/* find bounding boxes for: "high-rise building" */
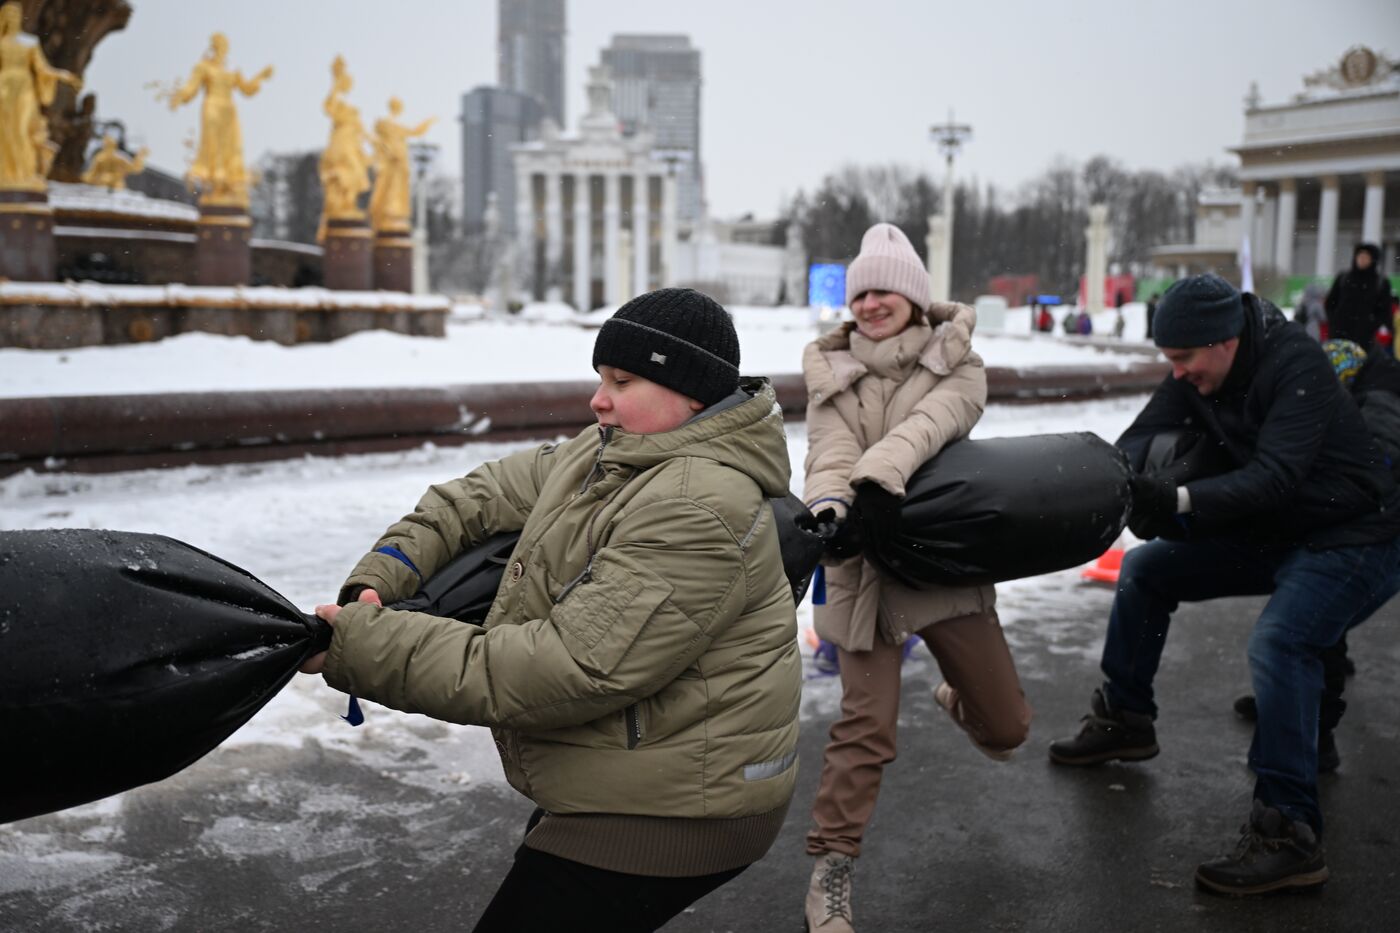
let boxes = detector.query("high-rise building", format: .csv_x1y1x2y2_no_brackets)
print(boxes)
601,35,703,223
461,86,545,236
497,0,566,128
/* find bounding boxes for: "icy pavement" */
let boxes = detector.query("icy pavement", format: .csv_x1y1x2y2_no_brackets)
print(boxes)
19,397,1396,931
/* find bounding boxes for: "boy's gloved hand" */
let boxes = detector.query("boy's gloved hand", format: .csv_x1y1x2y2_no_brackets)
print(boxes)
854,482,903,542
1127,471,1178,540
815,507,864,560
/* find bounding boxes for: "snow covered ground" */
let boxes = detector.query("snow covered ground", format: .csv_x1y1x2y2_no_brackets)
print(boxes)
0,303,1158,399
0,395,1146,814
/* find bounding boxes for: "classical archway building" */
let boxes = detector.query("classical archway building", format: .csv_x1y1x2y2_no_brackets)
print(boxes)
1233,46,1399,280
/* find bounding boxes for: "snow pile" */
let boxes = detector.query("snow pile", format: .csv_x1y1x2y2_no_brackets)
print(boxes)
0,303,1157,399
0,280,451,312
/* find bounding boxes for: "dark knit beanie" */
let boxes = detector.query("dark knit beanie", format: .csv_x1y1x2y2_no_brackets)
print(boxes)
592,288,741,405
1152,274,1245,348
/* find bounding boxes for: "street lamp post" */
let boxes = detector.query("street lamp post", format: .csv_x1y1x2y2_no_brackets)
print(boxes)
928,112,971,304
409,141,439,295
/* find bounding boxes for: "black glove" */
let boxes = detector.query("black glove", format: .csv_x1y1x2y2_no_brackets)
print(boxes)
815,507,863,561
1127,471,1179,540
853,483,903,544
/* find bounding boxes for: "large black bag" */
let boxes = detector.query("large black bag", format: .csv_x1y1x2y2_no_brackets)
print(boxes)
391,493,826,622
1,496,823,824
865,432,1132,587
0,529,331,824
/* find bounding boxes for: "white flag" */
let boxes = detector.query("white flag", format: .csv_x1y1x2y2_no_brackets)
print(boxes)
1240,235,1254,293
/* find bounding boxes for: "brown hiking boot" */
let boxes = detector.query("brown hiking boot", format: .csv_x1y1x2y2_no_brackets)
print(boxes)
804,853,855,932
1048,688,1159,765
1195,800,1329,895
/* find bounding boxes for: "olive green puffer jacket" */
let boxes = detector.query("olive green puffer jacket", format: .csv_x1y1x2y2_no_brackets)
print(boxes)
322,379,801,830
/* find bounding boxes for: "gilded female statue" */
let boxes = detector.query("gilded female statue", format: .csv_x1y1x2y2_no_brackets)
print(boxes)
368,97,434,233
0,0,81,190
318,56,370,228
169,32,272,208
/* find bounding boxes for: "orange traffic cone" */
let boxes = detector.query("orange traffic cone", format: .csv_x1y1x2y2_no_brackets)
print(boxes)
1081,546,1125,585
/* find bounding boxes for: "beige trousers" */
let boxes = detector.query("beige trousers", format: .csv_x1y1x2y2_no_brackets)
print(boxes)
805,609,1032,857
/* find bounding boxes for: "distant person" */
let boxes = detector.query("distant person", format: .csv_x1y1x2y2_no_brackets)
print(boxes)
1062,309,1077,335
1325,243,1393,347
1048,275,1400,895
1293,281,1328,342
1076,309,1093,336
1113,309,1126,339
1145,292,1160,340
800,223,1030,932
1029,296,1040,333
1037,304,1055,333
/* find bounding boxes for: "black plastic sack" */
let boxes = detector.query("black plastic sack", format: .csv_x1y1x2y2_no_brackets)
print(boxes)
0,529,330,824
1,496,823,825
865,432,1131,587
391,493,826,621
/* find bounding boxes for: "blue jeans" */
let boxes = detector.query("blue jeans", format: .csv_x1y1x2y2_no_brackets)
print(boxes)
1100,534,1400,832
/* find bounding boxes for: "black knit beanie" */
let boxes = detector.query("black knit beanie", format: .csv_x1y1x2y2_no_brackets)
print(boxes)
1152,274,1245,349
592,288,741,405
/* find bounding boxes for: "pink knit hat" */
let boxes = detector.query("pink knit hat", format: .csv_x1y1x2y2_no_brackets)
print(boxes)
845,222,931,312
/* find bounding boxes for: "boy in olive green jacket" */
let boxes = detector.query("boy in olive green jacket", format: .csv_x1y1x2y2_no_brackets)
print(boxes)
301,288,801,932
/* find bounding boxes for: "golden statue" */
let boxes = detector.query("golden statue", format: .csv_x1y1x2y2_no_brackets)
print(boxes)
81,134,147,189
368,97,434,233
318,55,370,231
169,32,272,208
0,1,82,191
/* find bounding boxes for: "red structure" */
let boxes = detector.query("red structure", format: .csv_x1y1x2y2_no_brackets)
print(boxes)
987,274,1040,306
1078,274,1136,307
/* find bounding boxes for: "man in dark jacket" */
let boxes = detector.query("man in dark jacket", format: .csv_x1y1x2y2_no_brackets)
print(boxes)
1048,275,1400,895
1325,243,1394,347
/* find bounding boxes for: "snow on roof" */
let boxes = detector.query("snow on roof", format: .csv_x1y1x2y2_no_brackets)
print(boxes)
48,181,200,223
0,281,450,312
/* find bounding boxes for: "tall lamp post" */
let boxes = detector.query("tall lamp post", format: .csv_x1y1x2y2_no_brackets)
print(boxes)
409,140,439,295
928,112,971,303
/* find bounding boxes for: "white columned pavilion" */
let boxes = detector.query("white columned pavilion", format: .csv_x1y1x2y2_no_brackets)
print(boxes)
510,65,676,310
1229,46,1400,284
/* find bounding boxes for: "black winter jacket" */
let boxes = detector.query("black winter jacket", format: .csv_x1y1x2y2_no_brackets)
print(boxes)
1325,244,1393,347
1118,294,1400,549
1354,351,1400,478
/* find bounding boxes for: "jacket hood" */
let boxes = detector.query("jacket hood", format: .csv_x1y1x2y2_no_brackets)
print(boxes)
804,301,978,398
1354,243,1381,271
597,377,792,497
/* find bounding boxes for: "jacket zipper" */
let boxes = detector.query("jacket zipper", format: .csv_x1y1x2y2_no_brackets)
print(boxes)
625,704,642,749
578,425,614,494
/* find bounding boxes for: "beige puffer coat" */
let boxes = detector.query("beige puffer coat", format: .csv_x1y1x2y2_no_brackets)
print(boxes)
803,303,995,652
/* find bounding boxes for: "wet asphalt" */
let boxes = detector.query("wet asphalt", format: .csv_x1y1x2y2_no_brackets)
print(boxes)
3,582,1398,932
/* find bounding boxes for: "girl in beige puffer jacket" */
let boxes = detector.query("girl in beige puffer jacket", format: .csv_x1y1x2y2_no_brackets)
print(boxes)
801,224,1032,933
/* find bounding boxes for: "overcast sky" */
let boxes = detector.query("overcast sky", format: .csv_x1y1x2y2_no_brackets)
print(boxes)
87,0,1399,218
